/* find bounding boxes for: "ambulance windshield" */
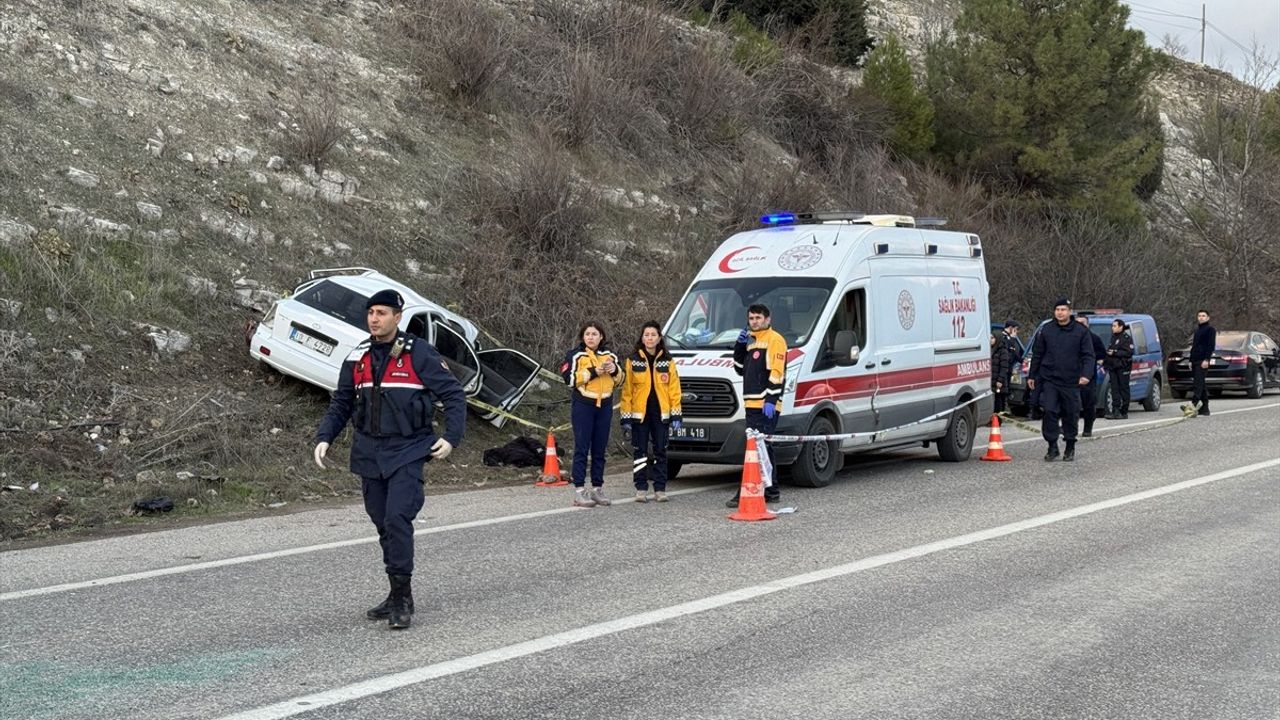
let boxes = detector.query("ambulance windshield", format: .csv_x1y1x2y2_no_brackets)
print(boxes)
666,277,835,349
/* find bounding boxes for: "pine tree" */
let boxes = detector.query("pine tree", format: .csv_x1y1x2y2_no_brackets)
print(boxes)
862,34,934,160
926,0,1163,223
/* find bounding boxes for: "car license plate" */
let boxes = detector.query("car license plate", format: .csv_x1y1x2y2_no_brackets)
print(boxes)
672,426,707,440
289,327,334,356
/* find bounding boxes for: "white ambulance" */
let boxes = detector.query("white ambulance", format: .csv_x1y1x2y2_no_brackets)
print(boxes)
663,211,993,487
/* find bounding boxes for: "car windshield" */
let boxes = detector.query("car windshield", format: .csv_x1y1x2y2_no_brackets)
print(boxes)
666,277,835,349
294,280,369,330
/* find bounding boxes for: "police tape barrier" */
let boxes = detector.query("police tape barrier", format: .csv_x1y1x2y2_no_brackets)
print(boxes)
465,397,572,434
751,392,993,444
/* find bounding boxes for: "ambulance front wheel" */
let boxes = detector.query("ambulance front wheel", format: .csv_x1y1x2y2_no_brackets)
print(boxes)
937,403,975,462
790,415,838,488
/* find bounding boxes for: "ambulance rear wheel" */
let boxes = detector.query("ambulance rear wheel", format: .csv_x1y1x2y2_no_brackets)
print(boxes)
937,403,975,462
790,415,837,488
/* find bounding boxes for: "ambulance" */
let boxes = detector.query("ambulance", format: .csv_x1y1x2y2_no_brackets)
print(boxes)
663,211,993,487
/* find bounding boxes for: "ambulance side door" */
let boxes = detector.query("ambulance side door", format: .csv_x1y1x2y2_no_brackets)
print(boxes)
803,285,877,437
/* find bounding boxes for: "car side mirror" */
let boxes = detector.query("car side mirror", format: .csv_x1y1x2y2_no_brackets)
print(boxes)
834,330,859,366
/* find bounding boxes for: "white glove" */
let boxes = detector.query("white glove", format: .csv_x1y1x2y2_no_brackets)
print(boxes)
313,442,329,469
431,437,453,460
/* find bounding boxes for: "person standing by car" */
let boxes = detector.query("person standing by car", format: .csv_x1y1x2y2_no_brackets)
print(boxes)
561,321,622,507
1104,319,1134,419
619,321,683,503
726,304,787,507
1190,309,1217,416
1075,315,1107,436
1028,299,1094,461
991,332,1012,414
1002,320,1023,364
313,289,467,630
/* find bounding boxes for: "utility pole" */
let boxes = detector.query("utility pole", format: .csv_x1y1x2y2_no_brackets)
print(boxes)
1200,3,1206,65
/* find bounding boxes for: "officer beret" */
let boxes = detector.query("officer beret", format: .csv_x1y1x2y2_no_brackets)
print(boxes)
1004,319,1020,328
366,289,405,311
1053,297,1072,309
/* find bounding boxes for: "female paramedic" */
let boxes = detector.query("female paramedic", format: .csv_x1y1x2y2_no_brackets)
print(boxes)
560,321,622,507
619,321,684,503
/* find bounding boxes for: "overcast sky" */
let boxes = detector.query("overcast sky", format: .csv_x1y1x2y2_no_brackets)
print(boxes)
1121,1,1280,84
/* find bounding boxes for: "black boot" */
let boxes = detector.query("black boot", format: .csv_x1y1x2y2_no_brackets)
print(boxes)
1063,442,1076,461
367,575,416,620
1044,443,1060,461
1082,421,1093,438
388,574,414,629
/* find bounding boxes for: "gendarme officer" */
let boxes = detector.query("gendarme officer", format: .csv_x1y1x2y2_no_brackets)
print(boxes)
313,289,466,630
1028,298,1094,461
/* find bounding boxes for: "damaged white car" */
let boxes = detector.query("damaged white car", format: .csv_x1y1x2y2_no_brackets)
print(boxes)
248,267,540,426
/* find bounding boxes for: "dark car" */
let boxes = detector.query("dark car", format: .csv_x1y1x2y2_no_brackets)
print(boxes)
1167,330,1280,399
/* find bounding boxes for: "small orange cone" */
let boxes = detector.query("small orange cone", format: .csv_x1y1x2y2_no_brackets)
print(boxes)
980,414,1013,462
728,436,776,522
535,433,569,486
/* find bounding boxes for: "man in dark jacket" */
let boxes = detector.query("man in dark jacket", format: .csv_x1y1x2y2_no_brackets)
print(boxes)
1029,299,1094,461
313,289,467,630
1190,309,1216,416
1104,319,1134,419
1002,320,1023,364
1075,316,1107,436
991,332,1012,414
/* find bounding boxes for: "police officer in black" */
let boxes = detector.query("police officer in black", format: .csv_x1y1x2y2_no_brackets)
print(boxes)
1190,309,1216,416
990,332,1012,414
1074,315,1107,436
313,289,466,629
1028,299,1095,461
1104,319,1134,419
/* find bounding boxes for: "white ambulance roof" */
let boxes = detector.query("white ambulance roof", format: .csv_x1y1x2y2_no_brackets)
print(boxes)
697,221,983,282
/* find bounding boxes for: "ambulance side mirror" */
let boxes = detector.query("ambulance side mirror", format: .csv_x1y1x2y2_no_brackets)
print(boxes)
833,331,859,367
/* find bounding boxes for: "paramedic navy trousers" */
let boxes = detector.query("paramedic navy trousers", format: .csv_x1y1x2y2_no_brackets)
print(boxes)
362,459,426,577
571,396,612,487
631,414,670,492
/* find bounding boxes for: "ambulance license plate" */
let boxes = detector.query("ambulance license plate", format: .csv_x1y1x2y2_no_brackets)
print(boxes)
290,327,335,356
672,426,706,440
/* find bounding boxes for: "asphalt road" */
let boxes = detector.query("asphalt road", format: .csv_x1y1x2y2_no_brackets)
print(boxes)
3,396,1278,720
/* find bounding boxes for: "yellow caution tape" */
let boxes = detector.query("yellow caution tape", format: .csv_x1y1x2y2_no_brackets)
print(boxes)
466,397,572,434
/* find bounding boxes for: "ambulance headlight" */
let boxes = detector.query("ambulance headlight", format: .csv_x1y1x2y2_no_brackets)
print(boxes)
785,365,800,394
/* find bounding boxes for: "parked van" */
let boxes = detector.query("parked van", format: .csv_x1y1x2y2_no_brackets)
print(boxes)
1007,310,1163,415
663,212,993,487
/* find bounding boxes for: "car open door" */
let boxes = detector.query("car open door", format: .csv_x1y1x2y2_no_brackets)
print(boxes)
474,348,542,428
431,320,482,397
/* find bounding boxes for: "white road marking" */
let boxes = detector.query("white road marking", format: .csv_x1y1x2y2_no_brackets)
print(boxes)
994,401,1280,447
217,457,1280,720
4,402,1275,602
0,484,733,602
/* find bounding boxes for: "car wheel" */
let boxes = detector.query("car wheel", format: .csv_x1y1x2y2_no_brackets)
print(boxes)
937,402,976,462
790,415,838,488
666,460,683,480
1097,378,1112,415
1142,376,1162,411
1171,387,1187,399
1246,368,1264,399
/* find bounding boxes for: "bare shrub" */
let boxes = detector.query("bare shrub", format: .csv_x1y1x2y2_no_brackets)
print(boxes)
462,131,597,260
659,42,753,149
712,153,830,232
756,57,888,168
287,78,345,172
400,0,512,107
822,141,913,213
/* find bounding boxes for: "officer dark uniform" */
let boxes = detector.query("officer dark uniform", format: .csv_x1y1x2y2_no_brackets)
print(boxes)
1076,316,1107,436
726,304,786,507
314,289,466,630
1104,320,1134,419
1029,299,1094,461
1190,310,1216,416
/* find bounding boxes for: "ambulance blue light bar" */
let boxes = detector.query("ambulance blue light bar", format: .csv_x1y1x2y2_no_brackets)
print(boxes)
760,212,797,225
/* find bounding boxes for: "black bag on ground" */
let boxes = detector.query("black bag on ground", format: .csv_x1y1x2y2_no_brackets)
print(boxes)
483,436,555,467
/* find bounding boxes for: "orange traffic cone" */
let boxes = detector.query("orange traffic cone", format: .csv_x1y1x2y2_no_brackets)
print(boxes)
535,433,569,486
728,436,776,522
980,414,1012,462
